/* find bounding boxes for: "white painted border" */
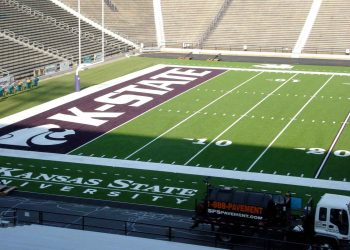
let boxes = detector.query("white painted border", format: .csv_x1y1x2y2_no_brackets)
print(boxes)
153,0,165,47
1,148,350,191
293,0,323,54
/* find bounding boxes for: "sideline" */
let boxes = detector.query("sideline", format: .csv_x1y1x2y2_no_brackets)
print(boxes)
1,148,350,192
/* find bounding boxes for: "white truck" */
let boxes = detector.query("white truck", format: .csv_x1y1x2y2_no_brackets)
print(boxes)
191,186,350,249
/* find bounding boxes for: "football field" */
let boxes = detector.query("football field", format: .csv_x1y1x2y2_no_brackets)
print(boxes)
0,58,350,210
72,65,350,180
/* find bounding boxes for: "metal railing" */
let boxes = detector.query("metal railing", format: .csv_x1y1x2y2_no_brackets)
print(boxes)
0,205,315,249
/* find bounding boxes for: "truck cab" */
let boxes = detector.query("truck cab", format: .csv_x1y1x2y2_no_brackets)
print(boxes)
314,193,350,248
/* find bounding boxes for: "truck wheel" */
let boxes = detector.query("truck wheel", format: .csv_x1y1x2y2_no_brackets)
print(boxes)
216,227,233,242
314,241,337,250
218,233,232,242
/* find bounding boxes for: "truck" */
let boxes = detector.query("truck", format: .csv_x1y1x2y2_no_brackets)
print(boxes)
191,185,350,249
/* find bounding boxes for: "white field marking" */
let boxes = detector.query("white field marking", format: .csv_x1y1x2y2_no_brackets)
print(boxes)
1,176,189,198
314,112,350,178
247,75,335,172
124,71,264,160
0,146,342,191
71,69,229,155
95,104,115,112
184,74,298,166
3,149,349,191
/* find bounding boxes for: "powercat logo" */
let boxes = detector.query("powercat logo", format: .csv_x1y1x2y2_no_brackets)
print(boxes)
0,66,225,153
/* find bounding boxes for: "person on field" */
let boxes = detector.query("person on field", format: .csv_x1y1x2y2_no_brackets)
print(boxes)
7,84,14,95
33,76,39,87
0,85,4,97
16,80,23,92
25,78,32,89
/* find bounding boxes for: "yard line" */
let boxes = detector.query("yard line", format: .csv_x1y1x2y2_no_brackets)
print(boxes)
314,112,350,178
247,75,335,172
124,71,264,160
184,74,299,166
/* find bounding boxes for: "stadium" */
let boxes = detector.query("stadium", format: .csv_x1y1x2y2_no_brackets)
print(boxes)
0,0,350,249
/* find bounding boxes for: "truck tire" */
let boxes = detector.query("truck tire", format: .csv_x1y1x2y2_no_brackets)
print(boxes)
314,239,338,250
216,227,233,242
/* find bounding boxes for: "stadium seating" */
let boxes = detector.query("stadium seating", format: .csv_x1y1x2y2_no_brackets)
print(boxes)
0,36,58,80
202,0,313,52
58,0,157,46
0,0,134,80
303,0,350,54
161,0,223,48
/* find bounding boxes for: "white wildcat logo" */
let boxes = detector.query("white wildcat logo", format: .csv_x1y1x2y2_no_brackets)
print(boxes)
0,124,75,147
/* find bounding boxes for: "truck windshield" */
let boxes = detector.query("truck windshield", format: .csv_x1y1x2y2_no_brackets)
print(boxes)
330,209,349,235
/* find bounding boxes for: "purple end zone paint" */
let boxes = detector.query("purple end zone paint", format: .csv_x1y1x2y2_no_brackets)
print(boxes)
0,66,225,154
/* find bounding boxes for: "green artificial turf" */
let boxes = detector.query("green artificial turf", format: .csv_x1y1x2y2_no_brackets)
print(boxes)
1,56,350,210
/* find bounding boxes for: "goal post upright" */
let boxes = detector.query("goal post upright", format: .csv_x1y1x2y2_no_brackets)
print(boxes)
75,0,105,92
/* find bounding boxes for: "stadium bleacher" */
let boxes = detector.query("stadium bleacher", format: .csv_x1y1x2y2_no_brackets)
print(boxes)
0,0,134,80
161,0,223,48
199,0,313,52
59,0,157,47
304,0,350,54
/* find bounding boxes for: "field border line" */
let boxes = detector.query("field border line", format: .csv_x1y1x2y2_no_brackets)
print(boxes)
1,148,350,192
125,71,264,159
247,74,335,172
314,111,350,178
176,64,350,76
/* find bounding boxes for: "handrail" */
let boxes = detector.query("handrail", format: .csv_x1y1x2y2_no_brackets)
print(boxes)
0,205,311,249
0,28,73,62
197,0,233,48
